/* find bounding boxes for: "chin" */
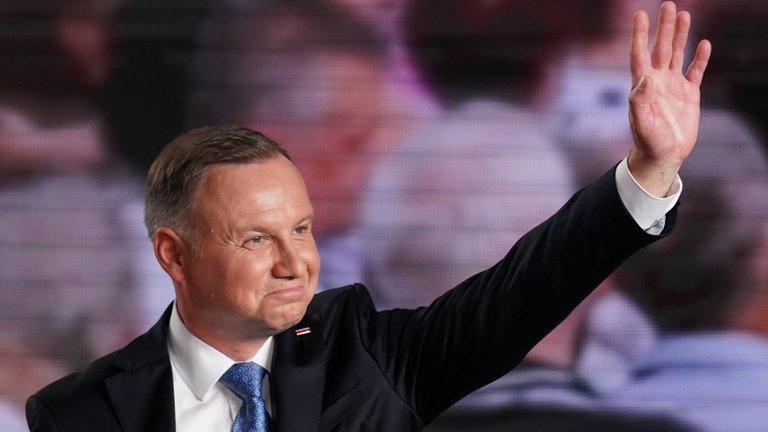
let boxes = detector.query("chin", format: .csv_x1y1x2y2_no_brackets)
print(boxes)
263,301,309,333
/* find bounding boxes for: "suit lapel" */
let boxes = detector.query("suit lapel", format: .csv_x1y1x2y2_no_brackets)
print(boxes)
106,304,176,432
101,302,327,432
270,307,326,432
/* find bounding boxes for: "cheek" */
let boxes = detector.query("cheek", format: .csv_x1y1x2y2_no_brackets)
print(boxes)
210,252,273,307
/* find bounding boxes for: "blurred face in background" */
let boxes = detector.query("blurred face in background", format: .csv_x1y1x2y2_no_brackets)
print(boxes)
176,156,320,338
251,51,385,239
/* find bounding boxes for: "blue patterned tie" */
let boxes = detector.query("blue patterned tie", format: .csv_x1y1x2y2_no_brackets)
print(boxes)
220,362,271,432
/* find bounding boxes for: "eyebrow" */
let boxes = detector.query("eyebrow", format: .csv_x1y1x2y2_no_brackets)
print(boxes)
241,212,315,234
295,213,315,225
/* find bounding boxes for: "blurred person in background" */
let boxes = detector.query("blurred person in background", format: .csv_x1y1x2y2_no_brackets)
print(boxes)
540,0,698,396
359,111,588,406
695,0,768,149
552,0,654,181
330,0,439,135
0,0,111,177
103,0,210,331
0,333,68,430
592,5,768,431
360,0,590,410
104,0,209,175
552,0,698,180
386,0,578,304
404,0,575,113
0,2,155,429
190,0,390,290
24,0,708,428
606,112,768,432
550,0,670,395
566,3,768,394
375,0,714,419
562,0,768,397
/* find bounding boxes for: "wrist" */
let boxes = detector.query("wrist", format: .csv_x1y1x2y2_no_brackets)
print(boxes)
627,149,681,198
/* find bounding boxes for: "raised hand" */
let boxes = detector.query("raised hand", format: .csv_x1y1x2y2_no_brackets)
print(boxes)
627,1,711,197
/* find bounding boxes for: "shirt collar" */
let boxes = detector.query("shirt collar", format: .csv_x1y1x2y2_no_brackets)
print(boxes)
167,301,274,401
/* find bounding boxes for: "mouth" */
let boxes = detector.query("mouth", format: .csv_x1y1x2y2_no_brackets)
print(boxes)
267,285,305,302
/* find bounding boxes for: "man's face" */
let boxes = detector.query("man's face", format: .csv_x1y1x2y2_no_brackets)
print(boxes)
178,156,320,337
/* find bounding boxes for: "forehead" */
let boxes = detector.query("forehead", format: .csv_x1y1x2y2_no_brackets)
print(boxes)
192,156,313,230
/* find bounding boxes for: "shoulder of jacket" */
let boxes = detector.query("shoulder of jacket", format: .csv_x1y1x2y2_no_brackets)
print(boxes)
30,347,125,413
310,283,375,309
305,283,379,329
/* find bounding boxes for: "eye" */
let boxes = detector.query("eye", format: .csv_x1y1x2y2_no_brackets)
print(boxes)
294,224,310,235
245,235,266,247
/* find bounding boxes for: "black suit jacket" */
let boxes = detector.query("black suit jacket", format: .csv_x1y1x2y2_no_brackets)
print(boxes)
26,166,676,432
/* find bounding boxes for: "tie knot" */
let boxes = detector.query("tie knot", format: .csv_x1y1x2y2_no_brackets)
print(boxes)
220,362,267,401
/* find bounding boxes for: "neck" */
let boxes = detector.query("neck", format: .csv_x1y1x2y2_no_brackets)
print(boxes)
196,331,267,362
176,302,268,362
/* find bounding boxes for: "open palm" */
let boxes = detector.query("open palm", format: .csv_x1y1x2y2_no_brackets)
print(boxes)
628,1,711,182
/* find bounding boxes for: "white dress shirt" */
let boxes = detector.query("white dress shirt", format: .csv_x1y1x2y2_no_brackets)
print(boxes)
168,303,274,432
167,157,681,430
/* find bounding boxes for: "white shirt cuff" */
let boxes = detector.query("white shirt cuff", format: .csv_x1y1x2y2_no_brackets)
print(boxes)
615,157,682,235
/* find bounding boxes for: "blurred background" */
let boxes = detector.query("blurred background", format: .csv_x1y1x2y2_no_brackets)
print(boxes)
1,1,767,431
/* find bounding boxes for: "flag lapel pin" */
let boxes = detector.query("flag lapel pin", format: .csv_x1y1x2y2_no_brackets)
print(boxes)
294,326,311,336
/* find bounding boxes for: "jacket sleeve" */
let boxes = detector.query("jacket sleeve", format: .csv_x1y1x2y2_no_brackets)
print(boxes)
357,164,678,424
26,395,59,432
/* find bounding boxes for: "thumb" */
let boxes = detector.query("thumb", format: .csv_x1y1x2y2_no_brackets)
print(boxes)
629,75,653,129
629,74,653,107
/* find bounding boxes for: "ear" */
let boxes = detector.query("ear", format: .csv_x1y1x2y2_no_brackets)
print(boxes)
153,227,192,284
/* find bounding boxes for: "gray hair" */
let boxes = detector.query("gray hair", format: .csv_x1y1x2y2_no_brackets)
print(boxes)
144,125,290,239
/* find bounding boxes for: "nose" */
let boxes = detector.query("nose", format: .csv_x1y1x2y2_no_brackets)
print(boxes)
272,240,304,280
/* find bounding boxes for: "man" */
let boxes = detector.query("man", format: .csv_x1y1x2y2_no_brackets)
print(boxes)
26,2,711,431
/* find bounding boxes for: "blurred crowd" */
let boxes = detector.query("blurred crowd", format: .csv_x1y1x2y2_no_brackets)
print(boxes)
1,1,766,431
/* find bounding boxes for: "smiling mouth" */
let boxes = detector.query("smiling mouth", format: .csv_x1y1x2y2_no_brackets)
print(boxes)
267,286,305,301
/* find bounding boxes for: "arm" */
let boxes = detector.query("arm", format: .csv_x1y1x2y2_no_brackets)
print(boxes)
363,165,675,424
362,0,711,423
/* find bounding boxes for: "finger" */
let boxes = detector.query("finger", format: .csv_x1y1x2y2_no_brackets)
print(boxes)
651,1,677,69
670,11,691,72
685,39,712,87
630,10,651,85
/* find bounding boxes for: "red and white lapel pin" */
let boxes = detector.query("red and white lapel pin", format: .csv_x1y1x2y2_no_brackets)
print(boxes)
294,326,311,336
